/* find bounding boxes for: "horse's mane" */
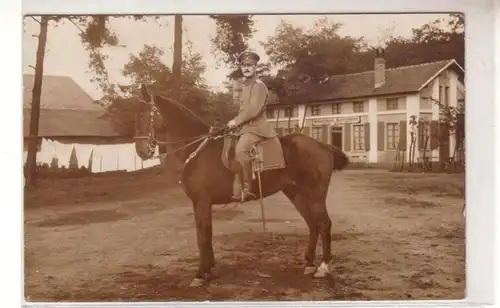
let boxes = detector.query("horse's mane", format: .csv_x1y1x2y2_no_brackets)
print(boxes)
154,94,211,134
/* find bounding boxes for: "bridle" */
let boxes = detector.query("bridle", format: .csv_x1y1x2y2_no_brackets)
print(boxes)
133,98,164,159
133,95,234,161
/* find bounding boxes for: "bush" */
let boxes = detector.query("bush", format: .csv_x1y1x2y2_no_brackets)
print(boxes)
24,162,92,179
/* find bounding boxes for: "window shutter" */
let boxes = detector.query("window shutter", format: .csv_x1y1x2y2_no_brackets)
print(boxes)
321,124,329,143
399,120,407,151
418,123,424,150
377,121,385,150
364,122,370,151
344,124,351,151
430,120,439,150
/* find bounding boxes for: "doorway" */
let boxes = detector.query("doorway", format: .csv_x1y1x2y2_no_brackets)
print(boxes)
331,126,343,149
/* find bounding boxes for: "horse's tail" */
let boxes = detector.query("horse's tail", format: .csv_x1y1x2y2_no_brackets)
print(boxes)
320,143,349,171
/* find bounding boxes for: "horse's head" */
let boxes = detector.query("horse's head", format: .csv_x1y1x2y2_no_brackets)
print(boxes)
134,84,165,160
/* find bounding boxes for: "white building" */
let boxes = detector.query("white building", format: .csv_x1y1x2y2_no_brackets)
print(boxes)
266,56,465,164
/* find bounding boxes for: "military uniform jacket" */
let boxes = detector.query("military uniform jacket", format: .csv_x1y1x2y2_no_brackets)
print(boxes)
233,77,277,138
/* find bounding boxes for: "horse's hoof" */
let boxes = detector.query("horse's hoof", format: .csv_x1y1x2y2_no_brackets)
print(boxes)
189,277,206,287
313,262,331,278
304,266,317,275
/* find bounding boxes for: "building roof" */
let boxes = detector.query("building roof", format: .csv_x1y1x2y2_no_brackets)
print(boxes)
268,59,464,106
23,74,103,110
23,74,122,139
23,109,121,138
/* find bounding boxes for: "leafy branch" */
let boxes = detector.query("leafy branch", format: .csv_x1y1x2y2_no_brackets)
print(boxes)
421,96,465,136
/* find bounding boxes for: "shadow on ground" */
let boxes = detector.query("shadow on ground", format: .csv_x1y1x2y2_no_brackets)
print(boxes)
31,232,369,302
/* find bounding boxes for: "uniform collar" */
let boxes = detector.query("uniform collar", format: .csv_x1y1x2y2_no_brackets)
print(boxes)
242,75,257,86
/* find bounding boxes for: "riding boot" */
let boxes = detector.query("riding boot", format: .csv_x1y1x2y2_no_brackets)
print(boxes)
240,160,256,202
230,173,243,201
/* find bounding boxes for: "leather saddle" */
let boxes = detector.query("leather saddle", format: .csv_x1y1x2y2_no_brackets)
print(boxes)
221,134,286,174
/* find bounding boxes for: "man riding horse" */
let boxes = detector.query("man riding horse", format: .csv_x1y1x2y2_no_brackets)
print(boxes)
227,50,277,202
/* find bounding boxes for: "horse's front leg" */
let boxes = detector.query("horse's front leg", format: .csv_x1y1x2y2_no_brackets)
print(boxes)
189,199,215,287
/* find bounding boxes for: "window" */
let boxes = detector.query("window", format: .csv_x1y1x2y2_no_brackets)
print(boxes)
284,107,293,117
266,109,274,118
386,123,400,150
386,98,398,110
332,103,341,114
311,105,321,116
353,101,364,113
312,127,321,141
353,124,365,151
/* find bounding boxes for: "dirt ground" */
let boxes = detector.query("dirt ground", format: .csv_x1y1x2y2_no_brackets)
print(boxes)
23,168,465,302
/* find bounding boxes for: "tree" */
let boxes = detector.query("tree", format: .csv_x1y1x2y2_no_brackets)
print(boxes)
172,15,183,102
257,13,465,104
25,16,49,188
102,38,212,137
260,18,367,102
379,13,464,68
209,14,256,78
24,15,131,188
68,146,79,170
433,97,465,170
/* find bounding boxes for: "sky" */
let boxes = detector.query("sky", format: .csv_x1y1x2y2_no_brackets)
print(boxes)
22,13,452,100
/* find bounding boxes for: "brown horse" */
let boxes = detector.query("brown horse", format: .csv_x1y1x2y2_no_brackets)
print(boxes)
134,84,349,287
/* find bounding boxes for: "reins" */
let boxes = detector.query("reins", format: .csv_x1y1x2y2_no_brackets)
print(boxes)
133,95,235,161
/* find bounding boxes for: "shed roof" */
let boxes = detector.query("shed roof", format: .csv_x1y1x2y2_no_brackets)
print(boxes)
23,74,123,139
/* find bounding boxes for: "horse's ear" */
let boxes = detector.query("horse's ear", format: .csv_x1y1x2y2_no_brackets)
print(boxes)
140,84,151,101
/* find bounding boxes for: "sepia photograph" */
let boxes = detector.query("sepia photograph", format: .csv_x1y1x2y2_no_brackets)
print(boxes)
23,12,466,302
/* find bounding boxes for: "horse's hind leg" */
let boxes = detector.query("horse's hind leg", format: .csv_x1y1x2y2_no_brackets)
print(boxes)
282,185,319,275
311,200,333,278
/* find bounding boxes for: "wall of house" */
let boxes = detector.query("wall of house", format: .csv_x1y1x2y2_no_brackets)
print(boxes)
457,86,465,102
376,113,407,163
300,119,314,138
272,119,300,135
438,68,463,159
419,84,433,110
304,103,329,116
266,105,299,119
376,96,407,112
343,115,370,162
285,115,371,162
303,100,368,116
23,138,161,172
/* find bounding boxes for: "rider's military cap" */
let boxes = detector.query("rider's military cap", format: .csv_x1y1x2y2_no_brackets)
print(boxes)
238,51,260,63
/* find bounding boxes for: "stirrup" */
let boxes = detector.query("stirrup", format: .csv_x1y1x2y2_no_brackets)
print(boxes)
230,190,255,203
240,190,256,202
230,194,242,202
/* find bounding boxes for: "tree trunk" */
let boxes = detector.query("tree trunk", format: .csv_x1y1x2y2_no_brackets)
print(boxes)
158,15,183,169
172,14,183,102
159,14,182,157
25,16,49,189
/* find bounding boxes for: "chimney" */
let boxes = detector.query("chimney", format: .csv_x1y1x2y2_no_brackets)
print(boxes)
374,47,386,88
